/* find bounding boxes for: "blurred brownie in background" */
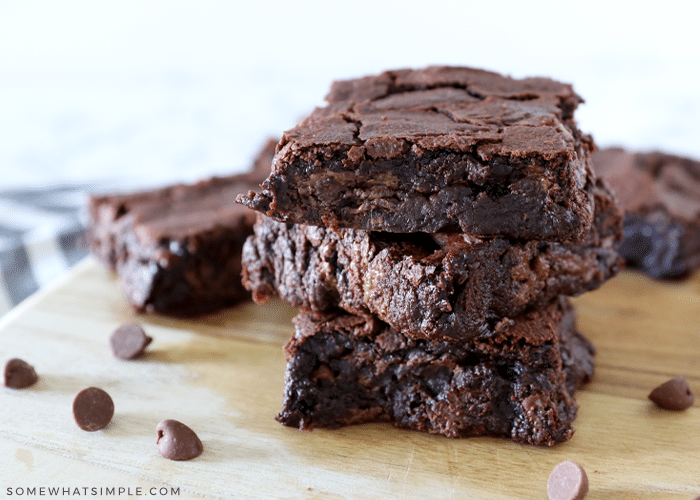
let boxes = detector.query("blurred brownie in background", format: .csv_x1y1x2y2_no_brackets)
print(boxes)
592,147,700,279
87,139,275,316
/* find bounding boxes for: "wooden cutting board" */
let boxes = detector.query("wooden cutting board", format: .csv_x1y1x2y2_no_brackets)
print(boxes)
1,258,698,499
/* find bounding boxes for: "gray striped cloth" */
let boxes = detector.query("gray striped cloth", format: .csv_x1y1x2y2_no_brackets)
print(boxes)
0,185,89,317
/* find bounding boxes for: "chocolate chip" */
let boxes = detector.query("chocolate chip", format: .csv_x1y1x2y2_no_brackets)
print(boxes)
156,419,203,461
648,376,695,411
109,322,152,360
4,358,39,389
547,460,588,500
72,387,114,431
522,394,545,416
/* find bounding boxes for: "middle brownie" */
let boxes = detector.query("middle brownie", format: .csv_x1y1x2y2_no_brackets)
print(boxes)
242,178,622,342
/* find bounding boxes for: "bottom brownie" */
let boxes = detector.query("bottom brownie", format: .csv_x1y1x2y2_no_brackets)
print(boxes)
277,298,593,447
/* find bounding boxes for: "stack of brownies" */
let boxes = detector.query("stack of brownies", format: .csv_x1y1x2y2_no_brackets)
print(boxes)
239,66,624,446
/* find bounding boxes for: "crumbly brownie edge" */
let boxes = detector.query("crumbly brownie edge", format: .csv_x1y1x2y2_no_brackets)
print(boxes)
557,296,596,395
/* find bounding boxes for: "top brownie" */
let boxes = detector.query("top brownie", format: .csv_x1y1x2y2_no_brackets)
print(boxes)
238,66,596,241
592,147,700,278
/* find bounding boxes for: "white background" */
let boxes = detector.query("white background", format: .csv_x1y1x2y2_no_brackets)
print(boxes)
2,0,700,190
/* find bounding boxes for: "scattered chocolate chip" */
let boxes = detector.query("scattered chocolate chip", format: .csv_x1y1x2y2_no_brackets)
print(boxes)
72,387,114,431
547,460,588,500
109,322,152,360
3,358,39,389
648,376,695,411
156,419,203,461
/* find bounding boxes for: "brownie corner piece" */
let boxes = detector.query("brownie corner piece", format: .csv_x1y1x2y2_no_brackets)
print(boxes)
239,66,596,242
276,298,592,446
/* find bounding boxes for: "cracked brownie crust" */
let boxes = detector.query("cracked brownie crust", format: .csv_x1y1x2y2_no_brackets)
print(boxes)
238,66,596,242
242,179,622,341
87,140,275,316
593,147,700,278
277,298,593,446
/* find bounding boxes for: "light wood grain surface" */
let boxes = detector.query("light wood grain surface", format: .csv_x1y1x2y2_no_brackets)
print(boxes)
1,258,699,499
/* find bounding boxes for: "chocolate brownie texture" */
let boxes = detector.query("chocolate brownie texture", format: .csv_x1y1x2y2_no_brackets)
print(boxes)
87,140,275,316
593,147,700,279
238,66,596,242
276,297,594,446
242,178,622,341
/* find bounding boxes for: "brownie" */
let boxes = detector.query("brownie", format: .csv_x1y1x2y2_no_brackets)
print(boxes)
592,147,700,278
242,178,622,341
86,140,275,316
276,297,594,446
250,137,278,179
238,66,596,242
